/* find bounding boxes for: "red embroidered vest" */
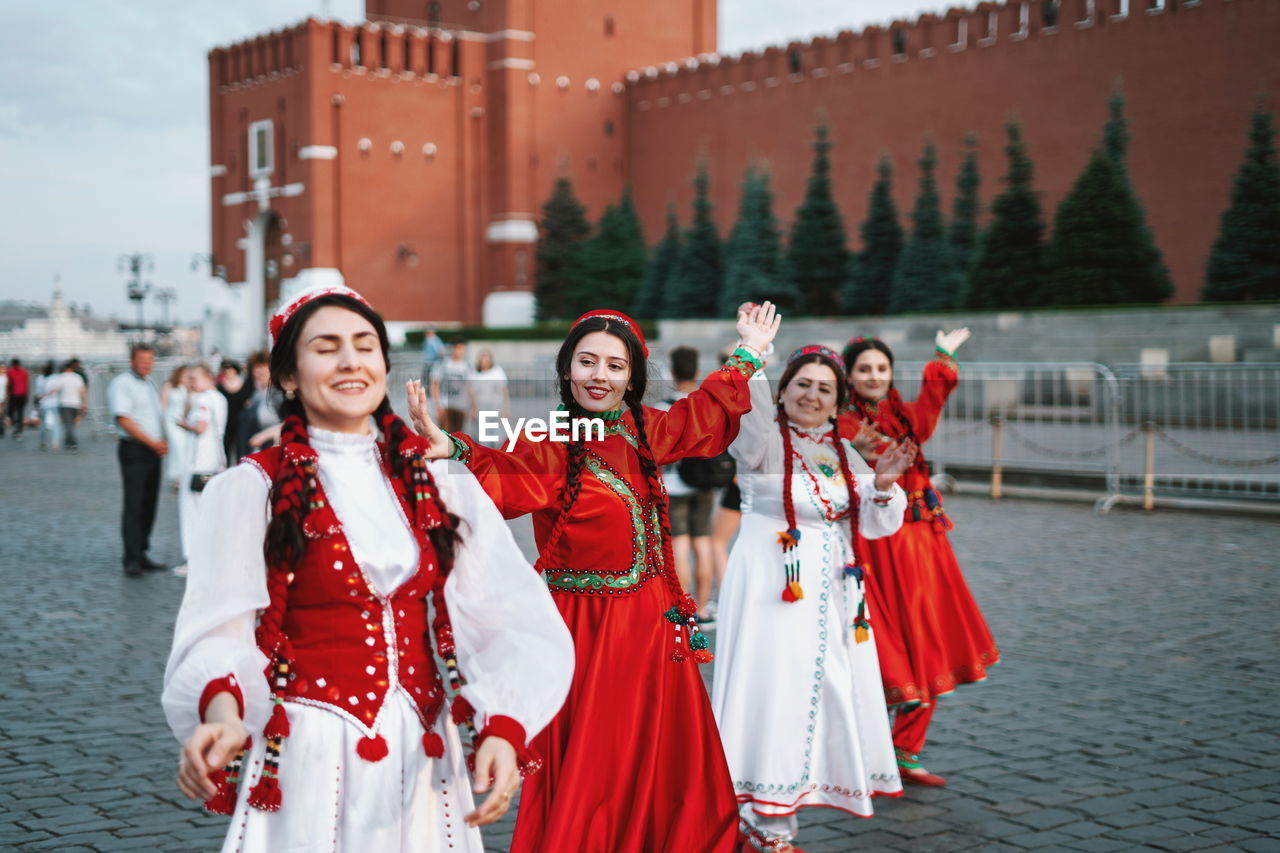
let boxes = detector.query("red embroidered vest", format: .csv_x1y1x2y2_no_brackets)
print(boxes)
245,446,448,737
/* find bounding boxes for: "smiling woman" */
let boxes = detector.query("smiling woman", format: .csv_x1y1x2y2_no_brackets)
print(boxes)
161,284,573,853
407,304,782,852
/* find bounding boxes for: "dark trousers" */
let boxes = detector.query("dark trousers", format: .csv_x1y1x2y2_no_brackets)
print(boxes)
59,407,80,448
118,439,162,566
7,394,27,433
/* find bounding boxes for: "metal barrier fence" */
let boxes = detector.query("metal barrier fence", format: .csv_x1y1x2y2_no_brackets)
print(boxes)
73,355,1280,510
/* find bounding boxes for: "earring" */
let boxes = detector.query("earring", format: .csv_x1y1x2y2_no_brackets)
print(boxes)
285,389,295,400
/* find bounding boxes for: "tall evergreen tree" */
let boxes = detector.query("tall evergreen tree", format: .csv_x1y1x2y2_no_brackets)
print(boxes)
563,189,647,317
1043,150,1173,305
949,134,981,280
720,167,799,314
890,142,964,313
841,156,903,315
786,125,851,315
1203,105,1280,301
1043,91,1172,306
633,204,680,319
534,177,590,321
663,162,723,318
965,122,1047,309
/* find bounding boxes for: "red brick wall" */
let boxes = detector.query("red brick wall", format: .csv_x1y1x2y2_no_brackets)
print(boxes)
626,0,1280,304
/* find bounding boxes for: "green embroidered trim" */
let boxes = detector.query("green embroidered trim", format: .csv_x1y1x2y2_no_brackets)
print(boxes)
542,453,651,592
731,346,764,371
934,347,961,372
556,402,625,422
722,347,762,379
447,433,471,464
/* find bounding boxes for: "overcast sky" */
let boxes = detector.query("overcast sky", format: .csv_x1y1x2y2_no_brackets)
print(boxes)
0,1,939,324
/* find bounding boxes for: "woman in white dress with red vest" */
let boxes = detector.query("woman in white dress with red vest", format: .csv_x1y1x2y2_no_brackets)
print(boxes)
162,285,573,852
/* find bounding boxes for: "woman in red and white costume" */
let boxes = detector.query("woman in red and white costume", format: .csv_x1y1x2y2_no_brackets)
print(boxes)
838,330,1000,788
162,285,572,852
712,345,912,850
408,304,781,853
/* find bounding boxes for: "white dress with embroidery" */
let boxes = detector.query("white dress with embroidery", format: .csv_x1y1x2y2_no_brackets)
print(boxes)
162,427,574,852
711,372,906,826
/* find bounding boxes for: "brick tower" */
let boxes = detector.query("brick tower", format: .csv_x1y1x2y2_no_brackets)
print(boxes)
205,0,714,350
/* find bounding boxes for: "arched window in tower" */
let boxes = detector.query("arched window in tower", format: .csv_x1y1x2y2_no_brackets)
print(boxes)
604,16,615,37
427,37,436,75
351,33,362,68
379,31,389,69
403,33,412,73
891,29,906,56
331,29,340,64
788,49,802,73
428,2,442,28
450,39,460,78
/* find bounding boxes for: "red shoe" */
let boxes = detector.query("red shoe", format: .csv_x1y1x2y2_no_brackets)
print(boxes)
901,766,947,787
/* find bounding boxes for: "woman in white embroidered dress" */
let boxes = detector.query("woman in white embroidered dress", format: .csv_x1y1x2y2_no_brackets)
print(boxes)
162,285,573,853
711,345,914,850
174,364,227,573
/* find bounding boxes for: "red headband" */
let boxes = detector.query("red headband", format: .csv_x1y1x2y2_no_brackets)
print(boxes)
571,310,648,357
787,344,843,365
269,285,374,343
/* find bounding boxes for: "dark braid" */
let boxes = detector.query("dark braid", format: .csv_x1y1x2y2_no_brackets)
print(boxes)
374,398,462,570
533,438,586,572
263,400,311,573
778,403,798,535
829,416,863,560
629,402,682,605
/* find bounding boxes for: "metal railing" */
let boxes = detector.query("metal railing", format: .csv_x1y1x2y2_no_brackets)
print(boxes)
72,355,1280,511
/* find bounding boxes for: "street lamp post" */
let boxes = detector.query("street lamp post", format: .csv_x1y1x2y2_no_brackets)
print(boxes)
118,252,154,329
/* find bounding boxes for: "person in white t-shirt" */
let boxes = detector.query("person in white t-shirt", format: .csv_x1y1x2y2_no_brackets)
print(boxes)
50,360,87,451
36,362,62,450
471,349,509,445
173,364,227,573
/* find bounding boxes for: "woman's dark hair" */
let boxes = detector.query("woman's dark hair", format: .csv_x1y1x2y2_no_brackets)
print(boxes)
776,352,849,411
841,337,896,391
264,293,461,576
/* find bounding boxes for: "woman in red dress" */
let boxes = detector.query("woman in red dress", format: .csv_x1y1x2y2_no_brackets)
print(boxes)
409,304,782,853
838,329,1000,787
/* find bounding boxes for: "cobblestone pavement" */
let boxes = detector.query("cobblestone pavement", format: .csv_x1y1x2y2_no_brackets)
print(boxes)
1,435,1277,852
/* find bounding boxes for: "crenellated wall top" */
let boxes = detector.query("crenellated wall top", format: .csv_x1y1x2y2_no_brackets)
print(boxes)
625,0,1244,94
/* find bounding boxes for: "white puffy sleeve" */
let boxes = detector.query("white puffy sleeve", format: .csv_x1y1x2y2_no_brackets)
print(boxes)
161,463,273,743
436,459,573,753
729,368,782,473
853,472,907,540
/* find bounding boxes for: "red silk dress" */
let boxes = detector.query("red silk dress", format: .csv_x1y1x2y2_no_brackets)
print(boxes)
839,354,999,720
452,357,758,853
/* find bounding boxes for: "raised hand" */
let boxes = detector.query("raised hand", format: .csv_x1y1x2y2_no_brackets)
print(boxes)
406,379,455,460
935,328,970,356
736,300,782,355
873,439,918,491
851,419,883,460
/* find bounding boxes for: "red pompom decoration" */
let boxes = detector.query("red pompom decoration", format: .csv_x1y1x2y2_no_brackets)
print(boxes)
450,695,475,725
693,648,714,664
422,731,445,759
247,774,282,811
781,585,797,603
356,734,389,762
676,594,698,620
264,703,290,739
203,769,237,816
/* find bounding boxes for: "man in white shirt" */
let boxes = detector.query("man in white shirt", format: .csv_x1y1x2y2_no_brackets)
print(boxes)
107,344,169,576
50,359,87,451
